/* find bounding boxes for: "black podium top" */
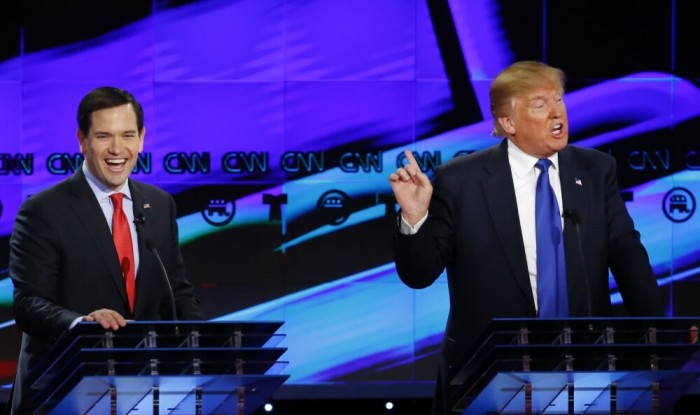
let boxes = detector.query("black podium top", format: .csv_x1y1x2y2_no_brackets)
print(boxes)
449,317,700,414
27,321,289,415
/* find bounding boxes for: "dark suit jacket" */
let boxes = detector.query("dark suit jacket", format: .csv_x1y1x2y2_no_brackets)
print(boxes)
393,139,664,414
9,169,204,414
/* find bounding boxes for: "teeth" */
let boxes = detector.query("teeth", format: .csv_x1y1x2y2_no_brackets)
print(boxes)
106,159,126,165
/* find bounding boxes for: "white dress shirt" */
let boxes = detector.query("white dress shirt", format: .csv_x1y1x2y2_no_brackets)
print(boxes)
507,140,564,309
400,139,565,310
71,163,141,328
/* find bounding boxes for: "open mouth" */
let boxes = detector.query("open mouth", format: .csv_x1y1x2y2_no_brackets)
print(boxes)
106,159,128,169
552,123,564,137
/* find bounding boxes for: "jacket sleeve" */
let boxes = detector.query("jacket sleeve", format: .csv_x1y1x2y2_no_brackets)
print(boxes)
10,197,82,341
604,156,665,316
162,193,205,320
393,171,454,289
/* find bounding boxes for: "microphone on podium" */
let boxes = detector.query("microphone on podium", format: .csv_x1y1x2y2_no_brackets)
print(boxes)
133,213,146,225
563,208,593,327
146,239,180,333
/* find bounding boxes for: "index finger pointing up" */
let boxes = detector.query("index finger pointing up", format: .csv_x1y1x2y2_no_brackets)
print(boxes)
403,149,422,173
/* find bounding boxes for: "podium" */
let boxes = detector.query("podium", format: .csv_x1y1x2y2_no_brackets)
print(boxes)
26,321,289,415
449,317,700,414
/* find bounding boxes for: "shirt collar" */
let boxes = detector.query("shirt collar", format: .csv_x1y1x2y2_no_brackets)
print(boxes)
507,139,560,179
82,162,132,201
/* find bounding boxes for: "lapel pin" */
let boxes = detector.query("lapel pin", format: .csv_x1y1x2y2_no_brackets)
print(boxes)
575,178,582,186
143,203,151,209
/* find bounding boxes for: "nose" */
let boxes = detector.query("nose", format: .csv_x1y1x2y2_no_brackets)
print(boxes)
550,100,565,118
108,137,124,153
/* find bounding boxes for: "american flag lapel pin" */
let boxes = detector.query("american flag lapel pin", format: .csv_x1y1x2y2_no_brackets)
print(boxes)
143,203,151,209
575,178,582,186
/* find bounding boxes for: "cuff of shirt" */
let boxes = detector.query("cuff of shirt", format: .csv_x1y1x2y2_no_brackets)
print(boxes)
69,316,84,330
399,212,428,235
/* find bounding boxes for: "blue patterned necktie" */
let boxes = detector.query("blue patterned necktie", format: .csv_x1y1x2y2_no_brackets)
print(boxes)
535,159,568,317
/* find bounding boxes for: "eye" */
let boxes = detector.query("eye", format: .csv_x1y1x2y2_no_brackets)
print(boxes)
531,100,546,109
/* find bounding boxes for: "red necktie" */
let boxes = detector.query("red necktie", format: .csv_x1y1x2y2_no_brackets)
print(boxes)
110,193,136,312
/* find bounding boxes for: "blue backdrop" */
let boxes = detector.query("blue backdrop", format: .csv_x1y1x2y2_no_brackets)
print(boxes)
1,0,700,400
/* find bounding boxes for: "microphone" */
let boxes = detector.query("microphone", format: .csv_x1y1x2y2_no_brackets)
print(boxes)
145,238,179,333
133,213,146,225
563,209,593,325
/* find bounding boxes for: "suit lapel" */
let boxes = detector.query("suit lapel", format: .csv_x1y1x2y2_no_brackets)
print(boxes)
558,147,589,311
129,182,147,275
558,147,588,218
66,170,130,308
482,140,536,309
129,181,153,316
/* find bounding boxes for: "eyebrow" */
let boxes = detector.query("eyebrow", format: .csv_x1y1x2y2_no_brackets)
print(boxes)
93,129,139,135
527,91,563,102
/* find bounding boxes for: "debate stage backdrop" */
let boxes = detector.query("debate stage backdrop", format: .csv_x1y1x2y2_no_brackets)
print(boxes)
1,0,700,401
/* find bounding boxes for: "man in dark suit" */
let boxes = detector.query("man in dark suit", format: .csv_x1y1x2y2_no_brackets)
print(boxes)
9,87,204,414
389,61,664,415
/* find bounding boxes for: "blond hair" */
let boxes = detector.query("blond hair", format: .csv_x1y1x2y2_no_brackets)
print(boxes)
490,61,565,137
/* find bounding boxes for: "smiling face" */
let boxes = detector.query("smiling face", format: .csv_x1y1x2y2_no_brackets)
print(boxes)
78,103,144,191
498,85,568,159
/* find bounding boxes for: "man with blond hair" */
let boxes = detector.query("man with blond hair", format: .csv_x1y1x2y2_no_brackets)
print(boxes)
389,61,664,414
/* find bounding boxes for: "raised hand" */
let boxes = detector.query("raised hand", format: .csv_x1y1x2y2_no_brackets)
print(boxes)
389,150,433,226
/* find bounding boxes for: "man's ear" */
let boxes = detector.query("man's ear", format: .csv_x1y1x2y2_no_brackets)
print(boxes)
497,116,516,135
138,126,146,153
76,128,87,154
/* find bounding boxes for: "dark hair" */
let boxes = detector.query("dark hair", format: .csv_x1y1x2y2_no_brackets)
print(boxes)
77,87,144,135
